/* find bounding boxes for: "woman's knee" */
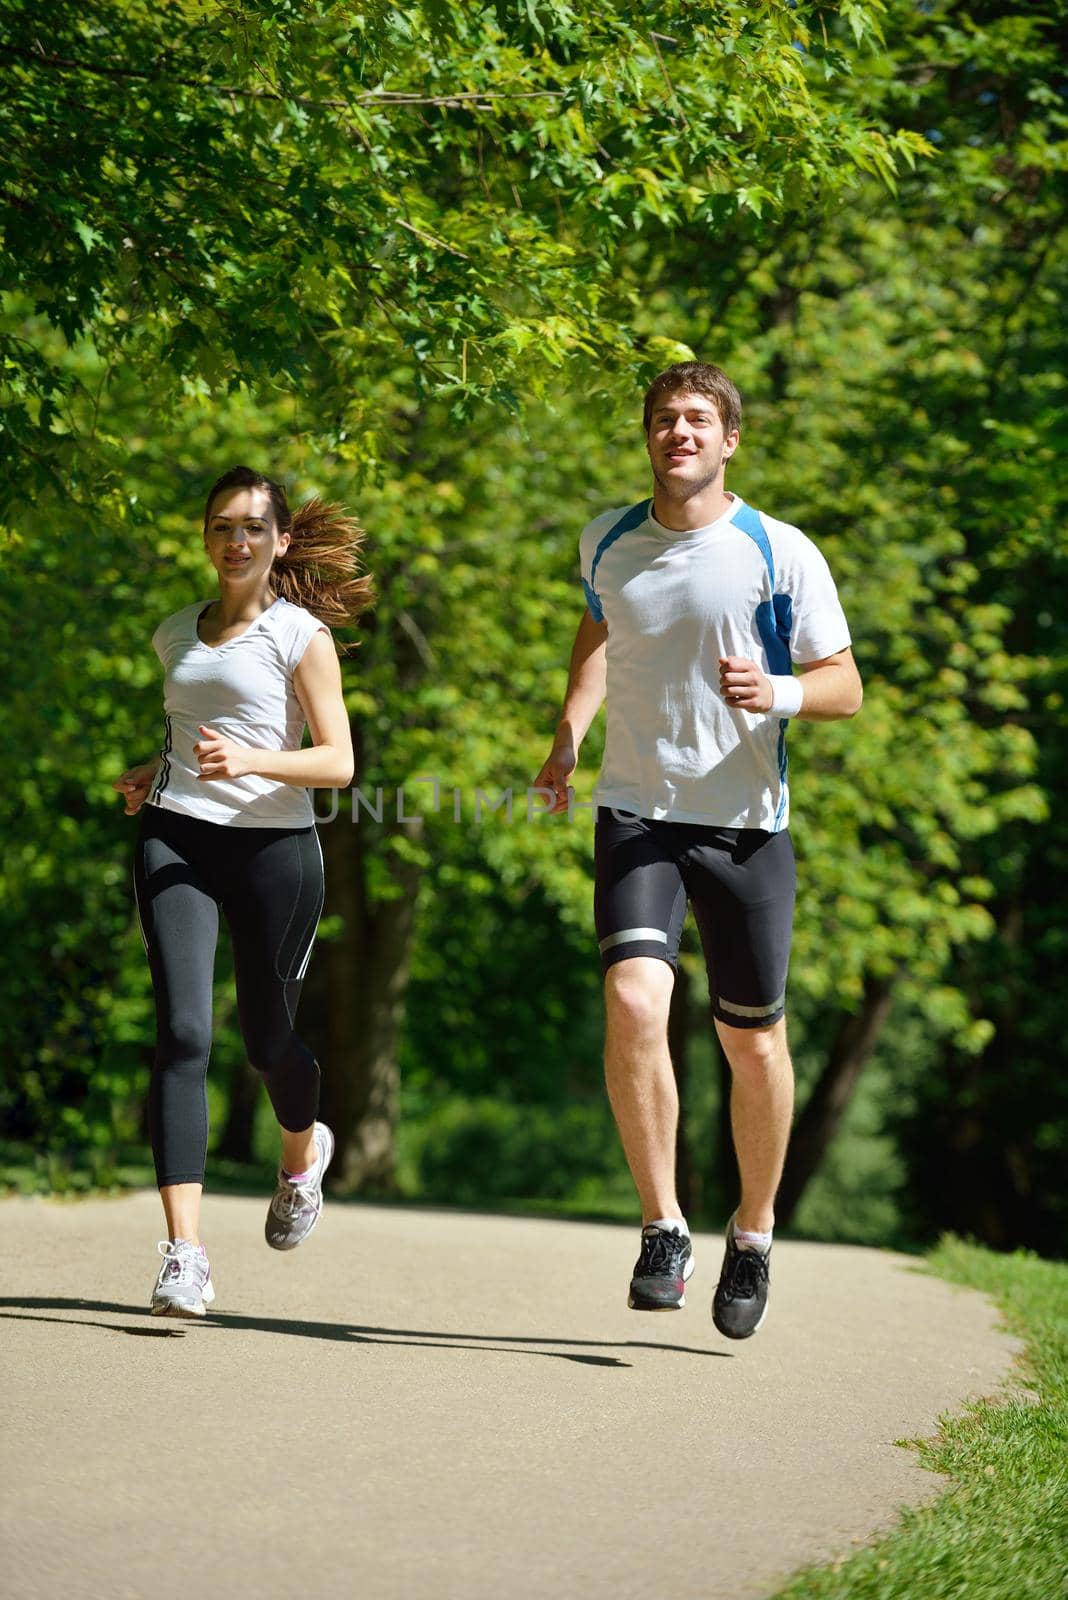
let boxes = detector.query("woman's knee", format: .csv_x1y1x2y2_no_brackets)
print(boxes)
156,1019,213,1074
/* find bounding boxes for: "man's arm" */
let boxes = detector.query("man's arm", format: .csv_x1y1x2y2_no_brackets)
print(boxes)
719,646,862,721
794,647,863,720
535,608,608,814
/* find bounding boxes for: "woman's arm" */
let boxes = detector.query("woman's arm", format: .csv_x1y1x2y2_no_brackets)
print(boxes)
194,631,355,788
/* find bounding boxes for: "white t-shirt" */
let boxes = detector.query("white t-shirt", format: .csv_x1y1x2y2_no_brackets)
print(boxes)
579,494,851,831
146,596,328,828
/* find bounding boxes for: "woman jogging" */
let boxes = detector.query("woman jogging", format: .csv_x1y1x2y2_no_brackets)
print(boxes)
114,466,372,1318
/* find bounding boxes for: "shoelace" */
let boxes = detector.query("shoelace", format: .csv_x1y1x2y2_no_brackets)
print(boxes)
156,1240,204,1287
722,1243,770,1302
637,1228,687,1278
271,1176,320,1221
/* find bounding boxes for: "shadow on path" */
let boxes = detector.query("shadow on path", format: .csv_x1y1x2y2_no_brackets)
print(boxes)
0,1298,730,1367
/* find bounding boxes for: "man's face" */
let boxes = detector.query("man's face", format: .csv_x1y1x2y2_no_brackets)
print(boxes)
646,391,738,498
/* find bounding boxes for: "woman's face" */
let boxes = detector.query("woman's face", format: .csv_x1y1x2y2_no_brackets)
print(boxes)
203,486,290,586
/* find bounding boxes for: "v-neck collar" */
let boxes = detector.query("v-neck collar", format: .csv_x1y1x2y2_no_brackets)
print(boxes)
193,597,282,652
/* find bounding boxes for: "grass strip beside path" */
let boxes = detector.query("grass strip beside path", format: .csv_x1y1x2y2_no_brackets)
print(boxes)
771,1237,1068,1600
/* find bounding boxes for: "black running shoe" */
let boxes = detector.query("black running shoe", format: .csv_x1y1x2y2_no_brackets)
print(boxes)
712,1216,771,1339
628,1225,695,1311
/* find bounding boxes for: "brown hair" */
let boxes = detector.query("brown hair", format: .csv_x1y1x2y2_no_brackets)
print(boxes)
203,466,375,645
642,362,742,438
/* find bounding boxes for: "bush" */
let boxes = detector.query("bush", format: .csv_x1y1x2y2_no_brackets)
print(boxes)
403,1096,630,1207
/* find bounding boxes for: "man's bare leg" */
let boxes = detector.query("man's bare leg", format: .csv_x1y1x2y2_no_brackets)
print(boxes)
604,958,682,1223
715,1016,794,1233
708,1016,792,1338
605,957,695,1310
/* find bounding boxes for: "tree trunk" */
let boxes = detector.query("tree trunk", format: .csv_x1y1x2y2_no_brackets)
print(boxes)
309,805,424,1195
776,975,897,1226
299,562,436,1195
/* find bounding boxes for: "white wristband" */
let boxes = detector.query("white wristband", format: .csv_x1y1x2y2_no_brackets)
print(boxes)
767,675,804,718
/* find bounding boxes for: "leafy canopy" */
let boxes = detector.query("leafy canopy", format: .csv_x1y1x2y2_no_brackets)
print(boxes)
0,0,931,506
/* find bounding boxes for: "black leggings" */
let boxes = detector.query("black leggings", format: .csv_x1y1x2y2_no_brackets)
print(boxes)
133,803,325,1187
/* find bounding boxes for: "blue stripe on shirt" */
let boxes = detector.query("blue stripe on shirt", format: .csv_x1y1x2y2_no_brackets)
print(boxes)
584,499,651,620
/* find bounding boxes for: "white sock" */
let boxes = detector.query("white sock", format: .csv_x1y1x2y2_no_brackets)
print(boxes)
647,1217,689,1237
732,1218,772,1254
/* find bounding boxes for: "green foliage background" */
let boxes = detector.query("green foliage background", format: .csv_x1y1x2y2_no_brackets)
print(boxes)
1,1,1064,1252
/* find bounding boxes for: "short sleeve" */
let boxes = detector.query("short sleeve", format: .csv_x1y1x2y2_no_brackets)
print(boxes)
151,607,190,665
783,536,851,664
278,604,329,674
579,516,611,623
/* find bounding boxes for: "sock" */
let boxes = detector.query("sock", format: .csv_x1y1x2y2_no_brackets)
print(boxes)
284,1170,310,1184
732,1218,773,1254
647,1217,689,1237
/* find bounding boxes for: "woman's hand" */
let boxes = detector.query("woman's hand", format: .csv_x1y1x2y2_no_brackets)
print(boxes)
194,725,254,782
113,758,161,816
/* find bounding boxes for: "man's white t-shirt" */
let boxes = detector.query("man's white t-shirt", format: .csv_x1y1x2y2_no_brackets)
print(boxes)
146,596,327,828
579,493,851,831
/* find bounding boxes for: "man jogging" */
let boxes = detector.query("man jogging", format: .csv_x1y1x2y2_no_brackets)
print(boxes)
535,361,862,1339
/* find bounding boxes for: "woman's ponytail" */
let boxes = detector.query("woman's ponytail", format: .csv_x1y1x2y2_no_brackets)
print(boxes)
272,496,375,639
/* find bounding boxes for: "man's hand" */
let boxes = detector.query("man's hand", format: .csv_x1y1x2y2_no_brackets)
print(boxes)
534,737,577,816
194,725,254,781
719,656,773,713
112,759,160,816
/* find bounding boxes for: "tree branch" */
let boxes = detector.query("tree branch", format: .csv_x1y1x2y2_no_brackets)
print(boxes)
394,217,470,260
0,44,564,112
648,31,689,129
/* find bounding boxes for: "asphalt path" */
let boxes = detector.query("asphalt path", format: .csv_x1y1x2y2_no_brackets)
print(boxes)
1,1193,1019,1600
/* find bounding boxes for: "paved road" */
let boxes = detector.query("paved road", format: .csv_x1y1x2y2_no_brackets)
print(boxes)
1,1193,1018,1600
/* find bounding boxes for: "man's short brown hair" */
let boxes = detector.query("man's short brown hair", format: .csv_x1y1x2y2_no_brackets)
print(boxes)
642,362,742,437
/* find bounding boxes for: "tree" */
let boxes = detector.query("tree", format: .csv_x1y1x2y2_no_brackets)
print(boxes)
856,0,1068,1251
653,0,1066,1236
0,0,929,508
14,4,1060,1251
2,1,935,1189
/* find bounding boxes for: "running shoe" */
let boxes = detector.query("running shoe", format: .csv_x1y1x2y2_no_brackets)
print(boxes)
628,1224,695,1311
150,1239,216,1318
712,1214,771,1339
265,1121,334,1251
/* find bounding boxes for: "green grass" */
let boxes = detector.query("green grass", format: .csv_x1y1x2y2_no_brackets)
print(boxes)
771,1237,1068,1600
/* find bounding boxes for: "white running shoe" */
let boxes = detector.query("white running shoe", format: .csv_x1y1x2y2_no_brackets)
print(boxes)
150,1239,216,1318
265,1122,335,1251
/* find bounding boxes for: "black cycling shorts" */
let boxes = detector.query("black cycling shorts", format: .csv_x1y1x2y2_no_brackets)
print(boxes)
593,807,796,1029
